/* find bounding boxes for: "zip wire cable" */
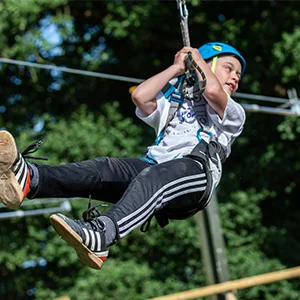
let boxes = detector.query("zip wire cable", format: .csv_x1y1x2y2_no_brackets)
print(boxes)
0,57,143,84
0,57,299,116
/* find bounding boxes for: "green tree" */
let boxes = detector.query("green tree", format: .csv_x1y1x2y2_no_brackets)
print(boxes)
1,0,300,299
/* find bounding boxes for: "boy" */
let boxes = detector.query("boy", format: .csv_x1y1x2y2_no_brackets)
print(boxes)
0,42,246,269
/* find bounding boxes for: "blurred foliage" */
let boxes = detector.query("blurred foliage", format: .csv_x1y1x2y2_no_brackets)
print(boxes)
1,0,300,299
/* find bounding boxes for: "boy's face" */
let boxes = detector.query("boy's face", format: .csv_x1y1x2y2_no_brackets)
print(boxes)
209,55,242,95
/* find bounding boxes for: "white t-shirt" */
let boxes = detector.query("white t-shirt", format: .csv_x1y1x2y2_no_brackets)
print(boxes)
136,86,246,166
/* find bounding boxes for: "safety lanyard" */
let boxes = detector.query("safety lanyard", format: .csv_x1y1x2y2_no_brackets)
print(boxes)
176,0,206,95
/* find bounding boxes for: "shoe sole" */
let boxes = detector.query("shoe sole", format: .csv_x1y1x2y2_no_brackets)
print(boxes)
0,131,24,208
49,214,104,270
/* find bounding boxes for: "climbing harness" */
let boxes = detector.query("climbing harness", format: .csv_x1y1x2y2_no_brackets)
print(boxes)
140,1,226,231
141,138,219,232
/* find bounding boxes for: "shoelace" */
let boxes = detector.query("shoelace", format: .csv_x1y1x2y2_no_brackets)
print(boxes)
21,141,48,161
82,197,107,231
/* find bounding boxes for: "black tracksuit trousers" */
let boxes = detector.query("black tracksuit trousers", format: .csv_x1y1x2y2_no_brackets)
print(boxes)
31,157,210,238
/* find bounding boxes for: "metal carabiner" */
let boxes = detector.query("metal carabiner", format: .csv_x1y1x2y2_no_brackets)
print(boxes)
177,0,191,47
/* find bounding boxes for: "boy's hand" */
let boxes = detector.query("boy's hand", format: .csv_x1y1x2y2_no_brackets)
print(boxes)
173,47,205,75
185,47,203,61
173,47,191,76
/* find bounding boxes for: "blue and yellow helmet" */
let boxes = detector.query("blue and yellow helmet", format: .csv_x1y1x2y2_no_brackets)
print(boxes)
198,42,246,75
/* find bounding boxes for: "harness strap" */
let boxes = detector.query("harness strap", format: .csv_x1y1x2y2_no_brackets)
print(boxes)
141,155,158,165
161,82,175,96
153,76,185,146
140,209,169,233
209,135,227,163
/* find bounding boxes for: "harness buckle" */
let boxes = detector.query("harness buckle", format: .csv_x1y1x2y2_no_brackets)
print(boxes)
169,90,184,104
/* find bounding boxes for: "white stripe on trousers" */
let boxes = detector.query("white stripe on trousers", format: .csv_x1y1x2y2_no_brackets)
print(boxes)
117,173,207,237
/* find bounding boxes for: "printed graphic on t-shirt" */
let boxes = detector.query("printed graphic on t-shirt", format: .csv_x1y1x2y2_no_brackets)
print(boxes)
178,106,196,124
167,95,211,138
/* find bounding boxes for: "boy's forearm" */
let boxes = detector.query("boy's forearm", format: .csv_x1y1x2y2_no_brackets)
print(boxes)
191,52,228,117
133,64,182,102
132,64,183,115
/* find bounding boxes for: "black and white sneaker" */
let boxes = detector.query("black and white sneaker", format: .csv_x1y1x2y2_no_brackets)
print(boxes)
0,130,46,208
0,131,30,208
50,213,109,270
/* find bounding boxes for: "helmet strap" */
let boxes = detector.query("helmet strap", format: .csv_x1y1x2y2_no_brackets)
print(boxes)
211,56,218,73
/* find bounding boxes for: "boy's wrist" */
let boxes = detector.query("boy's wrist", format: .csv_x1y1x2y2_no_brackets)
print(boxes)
169,64,185,77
